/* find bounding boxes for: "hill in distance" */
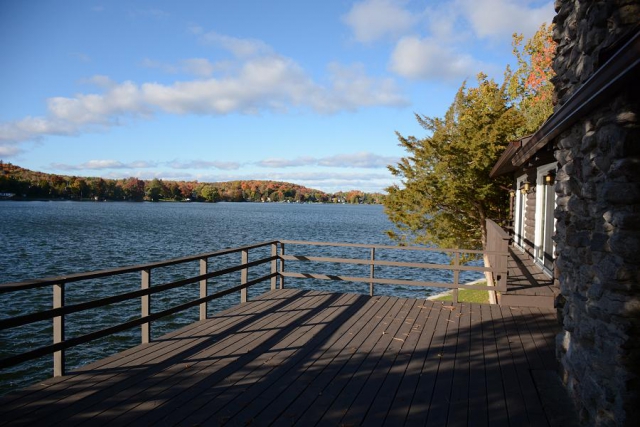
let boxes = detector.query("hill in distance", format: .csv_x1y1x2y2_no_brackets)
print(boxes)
0,162,384,204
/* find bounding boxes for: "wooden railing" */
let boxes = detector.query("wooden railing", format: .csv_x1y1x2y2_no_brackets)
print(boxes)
278,237,508,304
0,229,509,379
0,241,278,377
485,219,511,294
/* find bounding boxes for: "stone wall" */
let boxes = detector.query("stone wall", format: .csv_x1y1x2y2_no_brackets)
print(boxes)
552,0,640,425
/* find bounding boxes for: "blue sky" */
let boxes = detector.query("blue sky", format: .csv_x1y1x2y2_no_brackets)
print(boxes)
0,0,554,193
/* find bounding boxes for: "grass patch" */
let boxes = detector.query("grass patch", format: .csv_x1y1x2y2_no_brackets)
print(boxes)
433,281,490,304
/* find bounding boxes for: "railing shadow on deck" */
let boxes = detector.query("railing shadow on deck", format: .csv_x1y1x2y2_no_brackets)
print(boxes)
0,290,578,426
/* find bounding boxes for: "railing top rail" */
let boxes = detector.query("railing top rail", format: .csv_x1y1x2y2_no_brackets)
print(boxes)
0,240,279,292
486,219,511,240
280,240,486,254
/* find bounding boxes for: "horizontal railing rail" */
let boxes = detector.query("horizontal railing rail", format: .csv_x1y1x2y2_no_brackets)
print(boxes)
0,241,279,376
1,231,510,380
278,236,509,303
0,241,278,292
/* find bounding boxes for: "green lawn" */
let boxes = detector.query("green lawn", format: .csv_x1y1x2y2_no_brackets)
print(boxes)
433,282,490,304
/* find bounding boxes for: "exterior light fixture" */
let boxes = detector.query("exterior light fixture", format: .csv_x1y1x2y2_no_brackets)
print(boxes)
521,181,530,194
545,170,556,185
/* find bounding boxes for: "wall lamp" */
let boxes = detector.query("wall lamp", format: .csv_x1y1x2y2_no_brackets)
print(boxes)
545,170,556,185
520,181,530,194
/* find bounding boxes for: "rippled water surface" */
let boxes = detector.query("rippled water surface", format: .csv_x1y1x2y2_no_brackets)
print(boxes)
0,201,482,394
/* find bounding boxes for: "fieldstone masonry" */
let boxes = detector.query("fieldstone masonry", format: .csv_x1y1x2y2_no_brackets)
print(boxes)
552,0,640,425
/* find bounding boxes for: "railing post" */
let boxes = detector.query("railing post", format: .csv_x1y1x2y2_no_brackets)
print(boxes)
370,247,375,297
200,257,208,320
241,249,248,303
53,282,65,377
452,252,459,304
141,269,151,344
271,243,278,291
279,243,285,290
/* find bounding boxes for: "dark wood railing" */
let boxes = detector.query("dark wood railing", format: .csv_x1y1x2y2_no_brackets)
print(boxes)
0,241,279,377
485,219,511,300
0,223,508,378
278,236,507,303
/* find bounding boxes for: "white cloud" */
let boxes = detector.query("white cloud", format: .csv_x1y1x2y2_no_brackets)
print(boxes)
141,58,224,78
51,160,158,170
0,144,23,157
51,82,144,125
343,0,418,43
342,0,554,82
458,0,554,38
82,75,116,87
390,36,487,80
0,31,406,147
318,152,399,168
256,157,316,168
167,160,240,170
323,63,408,111
181,58,216,77
254,171,394,193
193,30,273,58
256,152,399,169
140,58,179,74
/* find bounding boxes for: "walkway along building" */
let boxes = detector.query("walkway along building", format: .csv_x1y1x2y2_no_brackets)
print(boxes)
491,1,639,425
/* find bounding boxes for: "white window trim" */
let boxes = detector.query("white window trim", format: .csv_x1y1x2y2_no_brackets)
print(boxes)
514,174,527,252
534,163,557,275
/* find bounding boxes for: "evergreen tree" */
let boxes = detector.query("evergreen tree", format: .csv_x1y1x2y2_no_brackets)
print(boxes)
384,73,520,250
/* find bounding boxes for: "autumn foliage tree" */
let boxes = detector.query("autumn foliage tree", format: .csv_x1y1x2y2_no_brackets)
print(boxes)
508,23,556,134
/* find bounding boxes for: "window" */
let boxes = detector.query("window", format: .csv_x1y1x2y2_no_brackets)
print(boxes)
535,163,557,273
514,174,527,251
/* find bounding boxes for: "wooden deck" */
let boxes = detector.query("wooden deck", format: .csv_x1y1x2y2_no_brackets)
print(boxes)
0,289,565,426
498,249,557,308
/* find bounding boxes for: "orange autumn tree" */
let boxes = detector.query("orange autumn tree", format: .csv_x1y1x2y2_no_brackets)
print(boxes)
508,22,557,134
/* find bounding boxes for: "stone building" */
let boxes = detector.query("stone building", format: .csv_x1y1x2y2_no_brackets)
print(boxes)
491,1,639,425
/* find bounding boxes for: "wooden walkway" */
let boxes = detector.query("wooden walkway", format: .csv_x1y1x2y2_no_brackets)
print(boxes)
498,249,557,308
1,289,563,426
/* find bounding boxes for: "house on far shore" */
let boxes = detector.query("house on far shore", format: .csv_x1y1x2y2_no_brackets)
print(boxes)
490,2,639,424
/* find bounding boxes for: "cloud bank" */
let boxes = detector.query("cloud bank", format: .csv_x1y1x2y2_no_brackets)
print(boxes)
0,31,407,156
344,0,554,81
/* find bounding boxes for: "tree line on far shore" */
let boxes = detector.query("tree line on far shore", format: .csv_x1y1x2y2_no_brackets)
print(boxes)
0,163,384,204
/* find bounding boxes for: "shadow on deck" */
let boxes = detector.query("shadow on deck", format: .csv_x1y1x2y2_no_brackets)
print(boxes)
0,289,577,426
498,249,558,309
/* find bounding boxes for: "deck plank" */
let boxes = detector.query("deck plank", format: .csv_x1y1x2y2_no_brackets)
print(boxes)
296,297,409,426
1,290,297,426
247,296,394,424
467,303,489,427
404,301,454,427
0,290,567,426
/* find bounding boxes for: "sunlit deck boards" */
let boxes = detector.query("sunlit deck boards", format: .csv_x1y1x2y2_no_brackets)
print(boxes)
0,289,561,426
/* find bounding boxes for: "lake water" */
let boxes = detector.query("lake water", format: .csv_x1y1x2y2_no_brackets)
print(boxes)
0,201,482,394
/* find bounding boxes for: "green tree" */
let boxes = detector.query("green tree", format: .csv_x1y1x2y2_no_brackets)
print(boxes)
199,184,220,202
146,178,164,202
384,73,520,250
